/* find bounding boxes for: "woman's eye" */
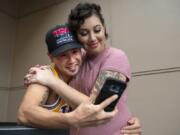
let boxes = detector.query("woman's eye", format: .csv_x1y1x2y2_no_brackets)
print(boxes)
94,26,101,33
79,31,88,36
94,29,101,33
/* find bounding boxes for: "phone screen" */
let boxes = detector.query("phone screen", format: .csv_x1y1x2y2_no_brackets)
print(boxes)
94,77,127,112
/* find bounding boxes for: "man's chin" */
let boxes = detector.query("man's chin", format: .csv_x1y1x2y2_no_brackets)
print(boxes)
67,70,78,76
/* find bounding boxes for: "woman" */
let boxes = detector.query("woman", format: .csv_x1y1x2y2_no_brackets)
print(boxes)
26,2,142,135
68,3,136,135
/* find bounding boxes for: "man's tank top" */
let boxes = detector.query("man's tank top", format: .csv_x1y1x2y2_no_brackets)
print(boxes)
42,65,71,113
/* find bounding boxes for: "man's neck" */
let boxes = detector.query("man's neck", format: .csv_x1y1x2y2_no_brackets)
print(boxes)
54,66,71,83
61,73,71,83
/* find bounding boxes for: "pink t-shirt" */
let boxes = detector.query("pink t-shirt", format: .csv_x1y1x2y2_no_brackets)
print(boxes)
70,47,132,135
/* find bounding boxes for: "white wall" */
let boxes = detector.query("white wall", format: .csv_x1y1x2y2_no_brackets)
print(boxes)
111,1,180,134
0,1,17,121
128,72,180,135
111,0,180,71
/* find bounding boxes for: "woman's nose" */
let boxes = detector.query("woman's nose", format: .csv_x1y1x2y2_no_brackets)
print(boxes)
89,32,96,42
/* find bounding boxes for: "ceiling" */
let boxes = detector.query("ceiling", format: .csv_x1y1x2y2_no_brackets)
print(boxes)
0,0,66,18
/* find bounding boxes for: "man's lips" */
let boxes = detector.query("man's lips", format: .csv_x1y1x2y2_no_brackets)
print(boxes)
66,64,78,71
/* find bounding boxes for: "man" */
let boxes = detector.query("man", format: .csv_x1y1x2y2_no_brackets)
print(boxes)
18,25,141,134
18,25,118,128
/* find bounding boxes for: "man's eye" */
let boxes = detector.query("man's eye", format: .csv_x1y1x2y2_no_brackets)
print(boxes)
72,50,78,54
60,54,66,57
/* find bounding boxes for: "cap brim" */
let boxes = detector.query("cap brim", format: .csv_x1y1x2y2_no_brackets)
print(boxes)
51,42,83,57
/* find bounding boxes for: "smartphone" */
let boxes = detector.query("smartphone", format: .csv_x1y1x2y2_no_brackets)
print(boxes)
94,77,127,112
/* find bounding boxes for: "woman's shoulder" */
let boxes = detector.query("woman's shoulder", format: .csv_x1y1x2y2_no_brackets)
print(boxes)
101,47,131,79
107,47,127,58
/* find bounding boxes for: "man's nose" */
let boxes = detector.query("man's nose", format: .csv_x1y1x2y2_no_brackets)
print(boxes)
68,55,75,63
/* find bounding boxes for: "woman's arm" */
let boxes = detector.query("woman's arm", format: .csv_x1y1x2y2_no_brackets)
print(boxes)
25,68,141,134
25,67,127,108
94,70,127,92
25,67,90,108
94,71,142,135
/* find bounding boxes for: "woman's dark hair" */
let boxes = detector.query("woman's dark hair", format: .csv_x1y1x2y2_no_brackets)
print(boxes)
68,2,108,39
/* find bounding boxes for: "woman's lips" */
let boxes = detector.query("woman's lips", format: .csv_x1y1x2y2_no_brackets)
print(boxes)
88,42,98,49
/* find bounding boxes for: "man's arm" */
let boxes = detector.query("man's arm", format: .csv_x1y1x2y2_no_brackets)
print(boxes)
17,83,118,128
17,84,72,128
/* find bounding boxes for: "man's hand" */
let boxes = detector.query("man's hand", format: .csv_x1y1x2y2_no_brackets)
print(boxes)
121,117,142,135
67,94,118,128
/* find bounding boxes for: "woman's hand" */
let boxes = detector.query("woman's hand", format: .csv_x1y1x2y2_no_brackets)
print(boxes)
24,65,55,86
121,117,142,135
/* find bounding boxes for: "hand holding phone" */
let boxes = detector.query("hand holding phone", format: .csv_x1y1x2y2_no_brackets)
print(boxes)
94,77,127,112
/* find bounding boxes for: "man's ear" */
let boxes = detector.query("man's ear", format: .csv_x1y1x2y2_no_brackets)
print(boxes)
47,53,53,62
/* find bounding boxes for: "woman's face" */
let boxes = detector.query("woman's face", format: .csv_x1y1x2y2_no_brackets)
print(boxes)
77,15,107,56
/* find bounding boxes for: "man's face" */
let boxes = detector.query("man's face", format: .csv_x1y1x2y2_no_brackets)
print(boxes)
51,48,82,79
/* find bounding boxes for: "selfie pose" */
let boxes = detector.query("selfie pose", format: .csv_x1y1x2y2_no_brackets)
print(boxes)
18,24,118,128
19,2,142,135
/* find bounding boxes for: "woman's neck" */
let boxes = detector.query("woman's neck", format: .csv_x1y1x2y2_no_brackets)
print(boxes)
86,43,109,58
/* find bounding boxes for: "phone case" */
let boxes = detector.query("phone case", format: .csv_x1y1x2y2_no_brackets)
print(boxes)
95,77,127,112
